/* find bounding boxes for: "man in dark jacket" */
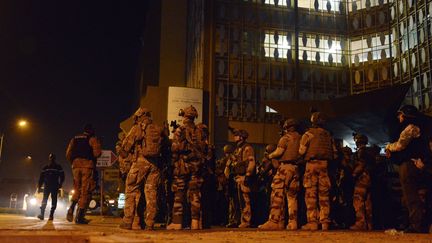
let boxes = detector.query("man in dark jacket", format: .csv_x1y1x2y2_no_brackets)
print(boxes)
37,153,65,220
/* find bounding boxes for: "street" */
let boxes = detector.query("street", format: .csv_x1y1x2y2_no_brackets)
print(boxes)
0,214,431,243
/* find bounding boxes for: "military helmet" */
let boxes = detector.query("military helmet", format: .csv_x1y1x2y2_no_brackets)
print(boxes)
233,129,249,139
134,107,151,118
180,105,198,119
283,118,297,129
397,105,419,118
353,133,368,145
310,112,326,125
265,144,277,153
223,144,234,154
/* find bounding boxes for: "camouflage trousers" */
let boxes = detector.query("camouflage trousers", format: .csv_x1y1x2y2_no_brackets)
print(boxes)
234,175,252,225
268,163,299,227
122,157,161,228
171,175,204,224
353,171,372,229
72,167,94,209
303,160,331,224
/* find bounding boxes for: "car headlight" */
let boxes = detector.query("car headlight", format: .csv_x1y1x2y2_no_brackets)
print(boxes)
30,198,37,206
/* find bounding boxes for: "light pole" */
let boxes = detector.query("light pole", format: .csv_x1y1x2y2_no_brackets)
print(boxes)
0,119,29,164
0,133,4,162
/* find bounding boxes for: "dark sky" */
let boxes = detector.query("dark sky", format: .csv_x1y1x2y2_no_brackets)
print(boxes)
0,1,148,189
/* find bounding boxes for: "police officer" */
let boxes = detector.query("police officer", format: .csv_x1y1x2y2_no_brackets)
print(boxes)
226,129,255,228
167,105,209,230
37,153,65,221
119,107,167,230
259,119,301,230
299,112,336,231
350,134,375,230
385,105,431,233
66,124,101,224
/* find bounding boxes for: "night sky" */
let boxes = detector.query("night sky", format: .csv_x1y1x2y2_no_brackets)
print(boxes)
0,1,149,189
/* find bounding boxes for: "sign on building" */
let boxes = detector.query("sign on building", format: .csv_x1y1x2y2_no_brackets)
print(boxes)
167,87,203,138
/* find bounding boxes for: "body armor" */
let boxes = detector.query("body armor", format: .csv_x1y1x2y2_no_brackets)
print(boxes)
280,131,301,162
70,134,93,161
304,127,333,161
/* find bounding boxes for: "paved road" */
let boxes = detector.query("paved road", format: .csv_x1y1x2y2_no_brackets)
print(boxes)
0,214,431,243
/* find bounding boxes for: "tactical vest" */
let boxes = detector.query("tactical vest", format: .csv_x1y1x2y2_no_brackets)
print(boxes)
141,123,163,157
399,126,430,162
354,146,377,171
304,127,333,161
182,123,207,161
280,131,301,162
70,134,93,161
232,143,251,175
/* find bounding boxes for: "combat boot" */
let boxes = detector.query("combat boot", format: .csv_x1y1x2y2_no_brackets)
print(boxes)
258,220,280,230
238,222,250,228
286,221,297,230
75,208,89,224
301,222,318,231
166,223,182,230
66,201,77,222
132,217,142,230
226,222,237,228
321,223,330,231
191,219,200,230
48,210,54,221
37,208,45,220
119,221,132,230
350,222,366,230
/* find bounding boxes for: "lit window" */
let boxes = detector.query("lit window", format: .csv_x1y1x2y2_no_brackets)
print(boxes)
264,0,288,6
265,106,278,113
298,0,342,12
348,0,380,12
298,35,343,64
263,33,292,59
350,34,391,63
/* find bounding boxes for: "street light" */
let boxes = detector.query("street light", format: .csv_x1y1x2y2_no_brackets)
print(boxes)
0,118,30,163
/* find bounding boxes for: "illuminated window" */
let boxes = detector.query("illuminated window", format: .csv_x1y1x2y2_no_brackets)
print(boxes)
350,34,391,63
264,0,288,6
298,0,342,12
348,0,380,12
263,33,292,59
298,35,343,64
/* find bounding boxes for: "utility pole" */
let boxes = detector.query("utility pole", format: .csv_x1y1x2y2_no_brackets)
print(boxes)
0,133,4,163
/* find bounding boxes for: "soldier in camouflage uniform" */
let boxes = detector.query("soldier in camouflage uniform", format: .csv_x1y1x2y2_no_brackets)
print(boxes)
167,105,209,230
116,132,133,182
214,145,234,226
299,112,336,231
254,144,277,226
225,129,255,228
66,124,102,224
119,107,167,230
386,105,431,233
259,119,301,230
350,134,375,230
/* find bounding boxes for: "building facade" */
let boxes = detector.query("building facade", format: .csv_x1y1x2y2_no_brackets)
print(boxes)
137,0,432,146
